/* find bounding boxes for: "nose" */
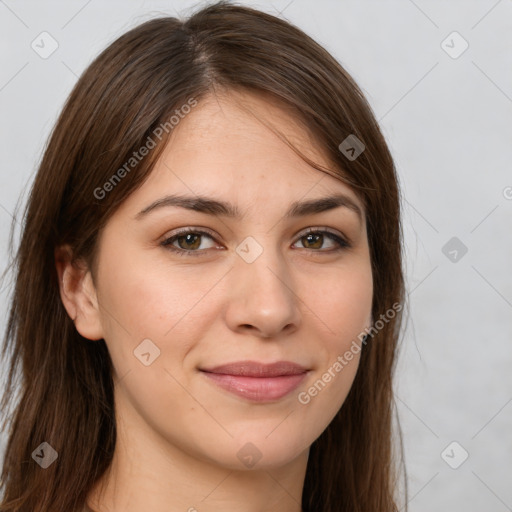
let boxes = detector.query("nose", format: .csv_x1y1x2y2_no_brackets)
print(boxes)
224,239,301,339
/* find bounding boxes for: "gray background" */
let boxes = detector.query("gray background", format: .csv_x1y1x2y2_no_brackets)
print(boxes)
1,0,511,510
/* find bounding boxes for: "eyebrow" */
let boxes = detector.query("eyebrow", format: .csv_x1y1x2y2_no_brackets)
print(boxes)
134,193,363,222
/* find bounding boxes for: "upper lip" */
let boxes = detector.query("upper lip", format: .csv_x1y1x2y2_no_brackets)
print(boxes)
200,360,308,377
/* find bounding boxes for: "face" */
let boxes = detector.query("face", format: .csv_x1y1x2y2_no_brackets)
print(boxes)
80,90,373,470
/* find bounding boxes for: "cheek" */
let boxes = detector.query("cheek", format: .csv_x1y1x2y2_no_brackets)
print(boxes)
295,261,372,420
95,245,227,378
301,258,373,345
95,250,214,438
97,239,201,331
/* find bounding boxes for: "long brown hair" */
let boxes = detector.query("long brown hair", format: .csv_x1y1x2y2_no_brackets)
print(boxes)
0,2,407,511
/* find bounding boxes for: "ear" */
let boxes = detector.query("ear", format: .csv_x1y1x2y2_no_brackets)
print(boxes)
54,244,104,341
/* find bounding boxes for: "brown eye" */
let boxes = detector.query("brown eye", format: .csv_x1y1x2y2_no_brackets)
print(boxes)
175,233,202,250
294,229,350,252
301,232,324,249
161,229,217,257
161,227,350,258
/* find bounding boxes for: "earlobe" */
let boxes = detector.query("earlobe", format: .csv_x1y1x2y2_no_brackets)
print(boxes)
54,244,104,341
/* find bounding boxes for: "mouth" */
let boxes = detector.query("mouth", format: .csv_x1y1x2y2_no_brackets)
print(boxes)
199,360,310,402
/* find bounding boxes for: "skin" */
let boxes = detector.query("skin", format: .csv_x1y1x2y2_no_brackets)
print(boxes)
55,89,373,512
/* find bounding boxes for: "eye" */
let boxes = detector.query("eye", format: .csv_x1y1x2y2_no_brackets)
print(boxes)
160,228,219,257
160,227,351,257
292,227,350,252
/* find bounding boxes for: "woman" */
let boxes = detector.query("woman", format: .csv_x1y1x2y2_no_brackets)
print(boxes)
0,2,407,511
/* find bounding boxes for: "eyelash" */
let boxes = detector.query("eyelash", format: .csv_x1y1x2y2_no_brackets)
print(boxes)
160,227,351,257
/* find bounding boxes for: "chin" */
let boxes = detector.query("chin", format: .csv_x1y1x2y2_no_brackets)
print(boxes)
200,430,311,471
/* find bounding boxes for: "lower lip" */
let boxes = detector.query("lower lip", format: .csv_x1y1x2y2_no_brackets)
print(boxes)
200,371,308,402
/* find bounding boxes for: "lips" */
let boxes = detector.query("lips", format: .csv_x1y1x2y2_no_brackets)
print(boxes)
199,360,309,402
200,360,308,377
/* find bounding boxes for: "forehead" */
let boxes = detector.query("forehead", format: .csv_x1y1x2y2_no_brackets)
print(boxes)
117,89,363,219
169,89,330,165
